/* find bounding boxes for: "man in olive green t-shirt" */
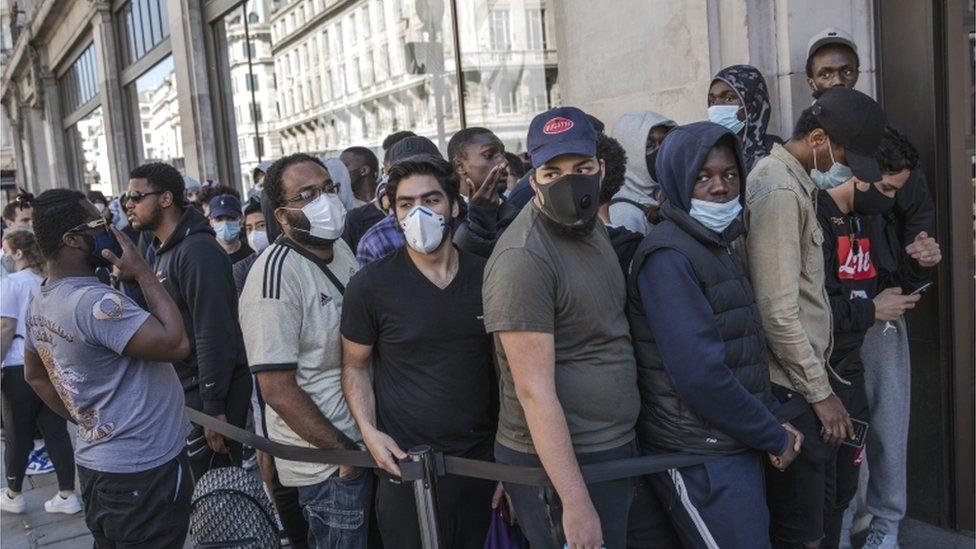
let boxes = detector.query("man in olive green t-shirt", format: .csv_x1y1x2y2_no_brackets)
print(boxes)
482,107,640,549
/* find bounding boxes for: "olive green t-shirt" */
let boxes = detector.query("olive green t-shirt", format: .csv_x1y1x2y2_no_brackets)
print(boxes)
483,202,639,454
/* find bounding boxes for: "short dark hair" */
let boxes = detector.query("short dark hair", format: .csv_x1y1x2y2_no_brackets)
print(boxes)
382,131,417,151
597,133,628,205
31,189,89,259
199,184,240,206
791,106,824,139
504,152,527,179
385,155,461,209
130,162,185,205
243,196,263,216
876,126,919,173
805,43,860,78
342,146,379,174
447,127,502,164
264,153,327,209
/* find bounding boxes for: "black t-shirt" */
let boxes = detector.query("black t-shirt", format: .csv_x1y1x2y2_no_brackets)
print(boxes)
343,203,386,253
230,240,255,264
340,246,496,457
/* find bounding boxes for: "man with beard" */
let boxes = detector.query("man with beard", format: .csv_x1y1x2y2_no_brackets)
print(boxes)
123,162,251,480
239,154,368,548
483,107,640,549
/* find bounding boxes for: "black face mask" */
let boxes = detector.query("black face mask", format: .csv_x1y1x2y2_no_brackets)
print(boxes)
535,171,601,228
84,232,123,269
646,149,660,182
853,183,896,216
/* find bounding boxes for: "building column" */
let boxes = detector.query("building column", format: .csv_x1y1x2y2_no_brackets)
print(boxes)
168,0,220,182
39,72,70,190
92,2,132,195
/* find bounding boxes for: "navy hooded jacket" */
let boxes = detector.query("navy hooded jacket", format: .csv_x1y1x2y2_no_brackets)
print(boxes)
628,121,787,456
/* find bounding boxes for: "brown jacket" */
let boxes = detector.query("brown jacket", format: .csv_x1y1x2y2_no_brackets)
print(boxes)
745,144,834,403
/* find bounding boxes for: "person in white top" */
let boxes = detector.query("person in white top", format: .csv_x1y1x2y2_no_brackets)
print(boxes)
0,230,81,515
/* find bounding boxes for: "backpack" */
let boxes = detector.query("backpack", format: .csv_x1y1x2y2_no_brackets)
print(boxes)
189,466,281,548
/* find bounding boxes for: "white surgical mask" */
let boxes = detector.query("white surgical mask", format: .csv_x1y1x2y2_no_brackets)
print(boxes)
284,193,346,241
248,229,269,253
400,205,446,254
689,196,743,233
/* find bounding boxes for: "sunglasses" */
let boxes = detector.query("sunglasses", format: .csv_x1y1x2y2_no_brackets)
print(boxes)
66,217,109,235
121,190,165,204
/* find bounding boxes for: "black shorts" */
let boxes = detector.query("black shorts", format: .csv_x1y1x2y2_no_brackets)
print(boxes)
765,379,868,547
78,451,192,548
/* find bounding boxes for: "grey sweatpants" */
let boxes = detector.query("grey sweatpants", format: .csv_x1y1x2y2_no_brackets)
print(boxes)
860,316,911,535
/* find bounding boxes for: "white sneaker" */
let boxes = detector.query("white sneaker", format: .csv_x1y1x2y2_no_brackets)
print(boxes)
1,490,26,514
44,492,82,514
862,528,899,549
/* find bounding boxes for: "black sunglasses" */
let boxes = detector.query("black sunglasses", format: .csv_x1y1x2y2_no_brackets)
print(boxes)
66,217,109,235
121,190,165,204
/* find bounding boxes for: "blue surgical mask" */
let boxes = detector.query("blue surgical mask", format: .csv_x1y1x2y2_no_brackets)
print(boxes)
689,196,743,233
708,105,745,134
809,137,853,190
214,220,241,242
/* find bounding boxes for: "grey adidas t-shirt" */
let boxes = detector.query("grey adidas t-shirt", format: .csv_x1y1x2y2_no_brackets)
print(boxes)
26,276,190,473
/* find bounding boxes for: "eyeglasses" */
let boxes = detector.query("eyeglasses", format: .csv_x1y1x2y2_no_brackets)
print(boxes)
121,190,165,204
283,181,339,204
66,217,108,235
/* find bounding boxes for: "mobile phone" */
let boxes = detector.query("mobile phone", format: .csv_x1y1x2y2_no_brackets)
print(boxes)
820,419,869,448
909,282,934,296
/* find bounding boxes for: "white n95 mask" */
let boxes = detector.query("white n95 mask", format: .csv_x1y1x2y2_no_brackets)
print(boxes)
400,205,447,254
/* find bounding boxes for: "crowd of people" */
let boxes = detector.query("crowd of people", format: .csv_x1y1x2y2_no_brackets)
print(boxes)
0,27,943,549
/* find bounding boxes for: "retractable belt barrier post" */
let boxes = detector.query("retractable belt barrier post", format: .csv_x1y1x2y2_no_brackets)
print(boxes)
186,395,808,548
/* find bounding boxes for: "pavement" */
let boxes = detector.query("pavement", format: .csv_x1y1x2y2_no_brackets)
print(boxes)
2,453,974,547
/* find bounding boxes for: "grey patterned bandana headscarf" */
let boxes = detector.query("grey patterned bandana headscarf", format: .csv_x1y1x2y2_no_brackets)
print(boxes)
712,65,772,172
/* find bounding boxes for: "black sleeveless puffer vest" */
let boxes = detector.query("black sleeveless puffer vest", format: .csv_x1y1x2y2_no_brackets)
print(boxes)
627,202,773,455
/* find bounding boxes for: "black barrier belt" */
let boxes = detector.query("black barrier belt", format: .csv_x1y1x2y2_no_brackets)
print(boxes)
186,395,808,487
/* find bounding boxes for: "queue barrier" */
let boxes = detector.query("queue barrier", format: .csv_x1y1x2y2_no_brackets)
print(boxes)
186,396,807,549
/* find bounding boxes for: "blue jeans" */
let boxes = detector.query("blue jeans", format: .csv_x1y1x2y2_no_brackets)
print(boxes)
297,468,373,549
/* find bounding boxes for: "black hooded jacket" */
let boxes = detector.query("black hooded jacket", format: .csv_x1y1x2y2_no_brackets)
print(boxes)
153,206,248,415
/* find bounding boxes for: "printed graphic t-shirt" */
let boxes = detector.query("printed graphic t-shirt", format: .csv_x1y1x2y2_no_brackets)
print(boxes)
26,276,190,473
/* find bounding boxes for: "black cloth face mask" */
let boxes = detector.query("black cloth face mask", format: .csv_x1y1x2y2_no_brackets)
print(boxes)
853,182,896,216
535,171,602,228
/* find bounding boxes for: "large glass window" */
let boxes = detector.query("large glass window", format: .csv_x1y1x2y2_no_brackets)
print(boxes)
59,44,100,116
125,56,185,170
120,0,171,65
212,0,557,191
65,107,113,196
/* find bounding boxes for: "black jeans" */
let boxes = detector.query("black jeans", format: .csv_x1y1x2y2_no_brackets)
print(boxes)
1,365,75,492
765,378,869,548
495,440,638,549
375,468,495,548
183,372,252,481
78,451,192,548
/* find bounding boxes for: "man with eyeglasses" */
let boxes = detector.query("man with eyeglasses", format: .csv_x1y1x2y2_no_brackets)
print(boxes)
123,162,252,481
23,189,193,546
239,153,368,549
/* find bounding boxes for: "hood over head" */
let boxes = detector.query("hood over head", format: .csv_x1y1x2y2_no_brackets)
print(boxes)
610,111,677,198
155,204,215,255
655,121,746,213
320,156,356,211
711,65,772,172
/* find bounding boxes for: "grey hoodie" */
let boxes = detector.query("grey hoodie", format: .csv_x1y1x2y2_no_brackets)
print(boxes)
608,111,677,235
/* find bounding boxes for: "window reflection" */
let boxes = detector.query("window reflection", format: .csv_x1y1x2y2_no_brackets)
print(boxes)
66,107,113,196
127,56,184,170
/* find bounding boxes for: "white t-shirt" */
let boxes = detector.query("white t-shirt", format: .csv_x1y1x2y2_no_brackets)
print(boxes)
239,238,361,487
1,269,44,367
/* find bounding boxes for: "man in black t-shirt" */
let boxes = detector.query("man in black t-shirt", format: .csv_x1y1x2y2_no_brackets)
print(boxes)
341,155,497,549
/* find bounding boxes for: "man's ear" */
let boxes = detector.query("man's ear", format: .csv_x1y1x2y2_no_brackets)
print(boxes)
273,207,289,228
61,232,86,252
807,77,818,92
807,128,828,149
451,197,460,220
598,158,606,183
159,190,175,208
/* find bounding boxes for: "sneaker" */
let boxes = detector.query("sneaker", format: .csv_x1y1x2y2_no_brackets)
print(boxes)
0,490,26,514
25,454,55,475
862,528,899,549
44,492,82,514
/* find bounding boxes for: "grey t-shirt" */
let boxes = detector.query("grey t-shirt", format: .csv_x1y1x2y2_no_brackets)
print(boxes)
483,203,640,454
26,277,190,473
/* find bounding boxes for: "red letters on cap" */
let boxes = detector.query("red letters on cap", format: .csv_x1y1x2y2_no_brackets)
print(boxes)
542,117,574,135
